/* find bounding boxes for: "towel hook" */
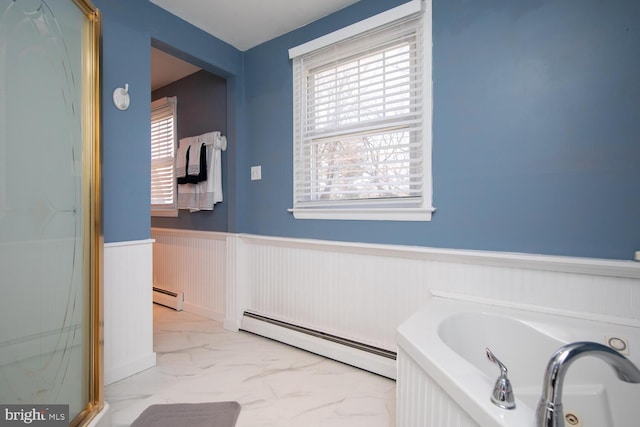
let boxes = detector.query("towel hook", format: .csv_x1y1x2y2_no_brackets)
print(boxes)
113,83,130,111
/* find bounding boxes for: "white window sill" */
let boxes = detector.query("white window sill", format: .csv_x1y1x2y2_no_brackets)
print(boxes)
151,209,178,218
288,207,434,222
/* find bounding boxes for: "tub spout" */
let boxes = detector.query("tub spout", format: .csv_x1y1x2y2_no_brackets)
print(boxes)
536,341,640,427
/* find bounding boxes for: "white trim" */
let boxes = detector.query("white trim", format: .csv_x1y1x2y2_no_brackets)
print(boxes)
151,209,178,217
151,226,229,240
151,97,169,109
429,290,640,328
223,319,242,332
104,238,155,248
104,353,157,386
238,233,640,279
151,228,640,280
289,207,434,221
241,315,396,379
288,0,422,59
182,302,224,322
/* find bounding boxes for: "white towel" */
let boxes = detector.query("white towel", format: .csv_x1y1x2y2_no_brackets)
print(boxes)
194,143,223,210
177,131,227,211
195,132,226,210
185,139,203,176
175,136,197,178
198,131,218,147
177,182,199,211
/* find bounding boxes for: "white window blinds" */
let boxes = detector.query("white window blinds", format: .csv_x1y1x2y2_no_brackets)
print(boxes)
291,2,432,221
151,96,177,216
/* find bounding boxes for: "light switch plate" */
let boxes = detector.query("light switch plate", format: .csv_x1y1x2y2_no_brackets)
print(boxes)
251,165,262,181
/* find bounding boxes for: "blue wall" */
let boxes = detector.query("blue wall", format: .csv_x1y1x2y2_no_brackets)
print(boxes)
97,0,640,260
94,0,244,243
99,1,151,244
152,70,229,231
243,0,640,260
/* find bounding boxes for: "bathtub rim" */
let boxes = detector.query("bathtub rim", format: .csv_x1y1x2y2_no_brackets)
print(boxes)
397,295,536,427
396,291,640,427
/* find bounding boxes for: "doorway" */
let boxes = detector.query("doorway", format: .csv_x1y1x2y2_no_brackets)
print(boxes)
149,44,229,323
150,45,229,231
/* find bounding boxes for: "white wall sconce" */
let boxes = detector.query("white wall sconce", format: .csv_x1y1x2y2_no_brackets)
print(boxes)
113,83,130,110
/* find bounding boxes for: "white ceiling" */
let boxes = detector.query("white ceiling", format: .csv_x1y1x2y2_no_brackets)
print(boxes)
150,0,361,91
151,47,202,91
149,0,360,52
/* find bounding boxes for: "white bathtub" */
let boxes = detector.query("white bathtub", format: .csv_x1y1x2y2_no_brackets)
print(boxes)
396,294,640,427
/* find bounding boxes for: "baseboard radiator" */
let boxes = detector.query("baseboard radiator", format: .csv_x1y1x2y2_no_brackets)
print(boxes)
153,286,184,311
241,311,397,379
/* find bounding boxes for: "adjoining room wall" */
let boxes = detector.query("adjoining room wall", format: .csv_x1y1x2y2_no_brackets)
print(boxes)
152,70,229,232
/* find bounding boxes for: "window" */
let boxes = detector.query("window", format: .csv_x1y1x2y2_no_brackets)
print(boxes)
289,0,433,221
151,96,178,217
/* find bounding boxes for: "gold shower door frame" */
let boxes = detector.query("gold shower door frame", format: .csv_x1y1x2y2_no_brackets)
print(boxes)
0,1,102,425
76,0,103,424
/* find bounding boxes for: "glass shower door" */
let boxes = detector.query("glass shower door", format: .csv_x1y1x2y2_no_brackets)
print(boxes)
0,0,101,424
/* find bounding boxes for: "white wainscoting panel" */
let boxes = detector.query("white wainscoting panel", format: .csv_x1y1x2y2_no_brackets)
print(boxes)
397,348,479,427
223,234,249,331
145,230,640,379
244,237,431,351
151,228,227,321
104,239,156,385
240,235,640,353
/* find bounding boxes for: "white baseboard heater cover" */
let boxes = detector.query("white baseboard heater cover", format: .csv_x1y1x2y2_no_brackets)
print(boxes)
241,311,397,379
153,286,184,311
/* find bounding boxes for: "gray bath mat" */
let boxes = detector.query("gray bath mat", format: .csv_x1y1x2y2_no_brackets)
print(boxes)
130,402,241,427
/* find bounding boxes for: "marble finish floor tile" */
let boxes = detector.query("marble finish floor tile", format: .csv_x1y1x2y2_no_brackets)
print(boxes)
105,305,396,427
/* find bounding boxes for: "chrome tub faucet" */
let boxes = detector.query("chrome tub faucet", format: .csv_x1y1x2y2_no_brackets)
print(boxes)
536,341,640,427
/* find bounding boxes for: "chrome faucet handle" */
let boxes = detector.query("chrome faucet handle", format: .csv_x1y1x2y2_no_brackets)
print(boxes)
486,348,516,409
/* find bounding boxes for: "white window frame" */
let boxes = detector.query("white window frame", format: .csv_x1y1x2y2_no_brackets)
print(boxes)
151,96,178,217
288,0,433,221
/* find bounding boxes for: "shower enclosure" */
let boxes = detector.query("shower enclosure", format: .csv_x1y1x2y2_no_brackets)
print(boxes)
0,0,102,425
